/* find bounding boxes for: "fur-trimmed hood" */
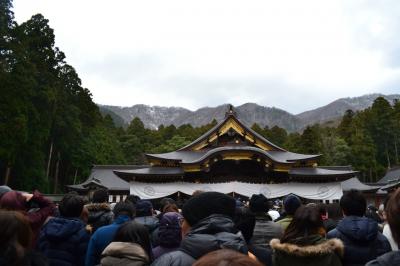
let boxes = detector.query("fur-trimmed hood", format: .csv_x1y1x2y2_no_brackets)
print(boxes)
86,203,114,232
85,202,111,212
270,238,344,257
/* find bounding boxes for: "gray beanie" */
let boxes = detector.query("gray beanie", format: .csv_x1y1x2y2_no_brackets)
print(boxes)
0,185,12,199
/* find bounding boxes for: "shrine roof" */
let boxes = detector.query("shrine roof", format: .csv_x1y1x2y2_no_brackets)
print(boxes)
147,146,320,164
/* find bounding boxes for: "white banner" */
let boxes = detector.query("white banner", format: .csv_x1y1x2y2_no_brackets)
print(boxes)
129,181,343,200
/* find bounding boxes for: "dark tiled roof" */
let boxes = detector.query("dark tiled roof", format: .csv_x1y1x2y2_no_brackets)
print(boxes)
377,166,400,184
148,146,320,165
319,166,354,171
341,177,380,192
114,167,184,176
289,167,357,177
266,150,320,163
380,180,400,191
67,165,146,191
147,150,207,163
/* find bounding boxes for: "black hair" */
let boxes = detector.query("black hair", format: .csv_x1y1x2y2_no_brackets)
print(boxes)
92,188,109,203
59,194,84,218
0,211,33,265
317,203,327,216
113,222,153,262
326,203,343,221
233,206,256,243
160,197,176,211
340,189,366,217
113,201,136,218
249,194,269,213
125,194,141,205
281,205,323,243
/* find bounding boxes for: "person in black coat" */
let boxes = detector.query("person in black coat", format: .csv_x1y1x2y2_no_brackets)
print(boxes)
327,190,391,266
37,193,90,266
234,205,273,266
152,192,248,266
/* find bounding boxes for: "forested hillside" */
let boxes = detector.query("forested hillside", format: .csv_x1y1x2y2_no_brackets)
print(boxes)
1,1,399,192
0,1,125,192
250,96,400,182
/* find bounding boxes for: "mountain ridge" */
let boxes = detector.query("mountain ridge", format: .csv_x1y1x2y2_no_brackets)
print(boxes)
99,93,400,132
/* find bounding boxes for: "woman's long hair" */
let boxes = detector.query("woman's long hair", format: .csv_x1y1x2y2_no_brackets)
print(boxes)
0,210,32,265
281,205,324,243
113,221,153,262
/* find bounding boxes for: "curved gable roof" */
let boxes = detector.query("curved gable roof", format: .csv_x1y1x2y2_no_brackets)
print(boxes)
177,112,286,152
147,146,320,165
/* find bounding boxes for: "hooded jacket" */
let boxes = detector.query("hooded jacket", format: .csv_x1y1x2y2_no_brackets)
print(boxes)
270,235,343,266
276,216,293,230
86,203,114,232
151,214,247,266
136,215,160,246
327,216,391,266
85,215,132,266
365,251,400,266
37,217,90,266
101,242,150,266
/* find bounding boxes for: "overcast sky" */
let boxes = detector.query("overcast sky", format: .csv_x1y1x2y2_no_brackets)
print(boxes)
12,0,400,114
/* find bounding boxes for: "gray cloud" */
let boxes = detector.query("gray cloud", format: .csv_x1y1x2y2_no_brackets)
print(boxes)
343,1,400,68
13,0,400,113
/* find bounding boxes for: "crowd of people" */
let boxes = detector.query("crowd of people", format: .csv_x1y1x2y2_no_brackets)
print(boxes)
0,184,399,266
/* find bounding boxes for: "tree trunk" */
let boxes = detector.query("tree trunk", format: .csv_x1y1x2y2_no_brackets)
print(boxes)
46,140,54,183
386,142,391,169
73,168,78,185
53,152,60,194
4,163,11,185
395,139,399,165
369,168,372,183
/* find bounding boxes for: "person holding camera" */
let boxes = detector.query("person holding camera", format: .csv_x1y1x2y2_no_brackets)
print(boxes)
0,189,55,247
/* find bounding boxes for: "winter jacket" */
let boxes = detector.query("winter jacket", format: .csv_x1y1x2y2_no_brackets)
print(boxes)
365,251,400,266
85,203,114,233
100,242,150,266
323,218,338,232
152,246,180,260
85,215,132,266
248,244,273,266
276,216,293,231
0,250,48,266
250,213,283,247
151,214,247,266
327,216,391,266
382,223,398,251
37,217,90,266
136,215,160,246
270,235,344,266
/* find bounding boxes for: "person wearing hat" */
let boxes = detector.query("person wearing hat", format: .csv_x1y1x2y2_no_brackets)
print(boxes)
249,194,283,248
0,185,11,200
152,192,248,266
152,212,184,259
277,194,302,230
